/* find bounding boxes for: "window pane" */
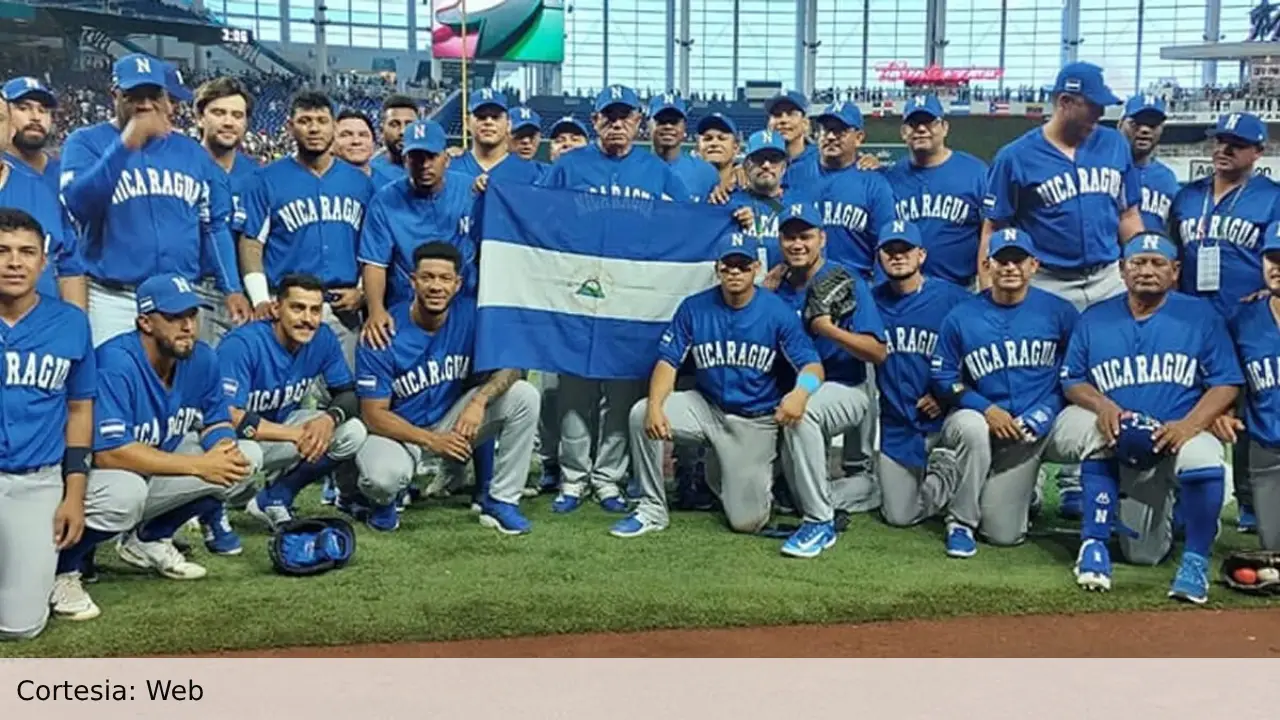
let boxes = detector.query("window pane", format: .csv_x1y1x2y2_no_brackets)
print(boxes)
1077,0,1141,95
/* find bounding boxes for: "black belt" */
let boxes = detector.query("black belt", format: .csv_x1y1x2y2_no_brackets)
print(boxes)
92,278,136,293
1038,261,1113,279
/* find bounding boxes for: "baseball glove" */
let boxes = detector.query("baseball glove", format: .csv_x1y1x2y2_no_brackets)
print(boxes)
803,265,857,328
267,517,356,577
1220,550,1280,596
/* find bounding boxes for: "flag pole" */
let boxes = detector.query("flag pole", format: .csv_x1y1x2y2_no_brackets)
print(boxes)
460,0,470,150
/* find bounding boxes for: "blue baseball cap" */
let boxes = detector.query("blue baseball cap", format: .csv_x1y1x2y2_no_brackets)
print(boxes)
1123,93,1167,122
718,233,757,262
164,63,193,103
402,119,448,155
549,115,589,137
743,129,787,161
1208,112,1268,146
877,219,923,250
2,76,56,107
1264,221,1280,253
136,274,202,316
695,112,738,136
112,53,168,92
1052,62,1121,107
815,101,864,131
1123,231,1179,261
594,85,643,113
903,94,945,122
988,227,1037,259
468,88,508,114
1115,413,1165,471
648,93,687,119
778,202,823,232
765,90,808,115
511,106,542,133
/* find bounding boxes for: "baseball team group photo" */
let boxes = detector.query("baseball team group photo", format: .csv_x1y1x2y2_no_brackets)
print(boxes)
2,0,1280,659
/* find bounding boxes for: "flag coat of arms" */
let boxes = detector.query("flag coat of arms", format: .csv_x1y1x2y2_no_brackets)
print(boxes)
474,183,737,380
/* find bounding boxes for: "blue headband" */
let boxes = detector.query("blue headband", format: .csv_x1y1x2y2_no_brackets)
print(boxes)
1123,233,1178,261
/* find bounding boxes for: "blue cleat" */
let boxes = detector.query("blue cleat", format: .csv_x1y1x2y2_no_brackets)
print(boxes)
552,493,583,513
199,504,242,556
780,521,837,559
1074,538,1112,592
945,523,977,558
1238,504,1258,534
599,496,629,514
1168,551,1210,605
366,501,401,532
1058,488,1083,520
610,513,666,538
480,499,532,535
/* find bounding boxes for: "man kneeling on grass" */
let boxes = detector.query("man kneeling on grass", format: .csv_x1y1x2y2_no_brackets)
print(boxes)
351,242,540,534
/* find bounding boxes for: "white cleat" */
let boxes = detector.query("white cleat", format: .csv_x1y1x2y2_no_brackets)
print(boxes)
117,532,208,580
50,572,101,621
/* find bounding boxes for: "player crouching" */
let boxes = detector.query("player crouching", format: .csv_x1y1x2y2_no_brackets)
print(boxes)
352,242,539,534
618,234,829,555
1059,233,1241,603
217,273,368,532
52,274,263,621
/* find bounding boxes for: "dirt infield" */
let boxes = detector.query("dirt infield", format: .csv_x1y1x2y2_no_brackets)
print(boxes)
203,608,1280,658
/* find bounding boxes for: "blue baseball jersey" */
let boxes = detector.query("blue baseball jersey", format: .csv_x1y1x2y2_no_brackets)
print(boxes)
665,153,721,201
540,143,692,202
59,121,242,292
0,297,95,471
882,151,989,286
933,287,1078,420
450,151,543,186
1135,158,1180,231
1170,175,1280,317
358,174,477,305
369,152,405,190
783,144,821,193
241,156,374,289
93,331,231,453
4,150,61,195
1230,297,1280,448
817,164,897,275
983,126,1141,269
0,160,85,297
217,320,353,423
1061,292,1244,423
773,266,886,386
200,151,260,282
356,298,476,428
658,286,820,417
728,188,814,270
873,278,973,468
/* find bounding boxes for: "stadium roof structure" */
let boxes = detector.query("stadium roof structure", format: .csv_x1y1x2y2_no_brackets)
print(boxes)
1160,41,1280,61
20,0,229,45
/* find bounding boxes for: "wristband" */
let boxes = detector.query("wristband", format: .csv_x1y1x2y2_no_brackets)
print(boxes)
236,411,262,439
63,447,92,479
797,372,821,394
325,407,346,426
244,272,271,307
201,426,237,451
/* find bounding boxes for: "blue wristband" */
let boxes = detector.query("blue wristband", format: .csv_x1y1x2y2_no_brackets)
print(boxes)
797,372,821,394
200,426,237,451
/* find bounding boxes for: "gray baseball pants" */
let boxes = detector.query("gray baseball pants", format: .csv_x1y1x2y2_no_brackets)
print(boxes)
876,433,955,527
780,382,873,523
1247,442,1280,550
537,372,561,468
0,466,63,640
355,381,539,507
558,377,645,502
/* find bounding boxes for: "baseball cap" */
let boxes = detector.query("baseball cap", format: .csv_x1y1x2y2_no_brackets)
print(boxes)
988,227,1037,259
815,101,864,131
778,202,823,233
1052,61,1121,107
648,93,687,119
1123,94,1167,122
2,76,56,107
717,233,756,263
136,274,202,316
903,94,944,122
112,53,168,92
765,90,808,115
402,120,447,155
468,88,508,114
695,112,738,136
1122,231,1179,261
549,115,589,138
593,85,643,113
1208,112,1268,146
511,107,542,133
1115,413,1164,471
164,63,193,103
877,219,923,250
744,130,787,161
1263,221,1280,254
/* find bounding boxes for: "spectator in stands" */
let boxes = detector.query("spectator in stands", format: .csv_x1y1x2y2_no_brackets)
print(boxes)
370,94,420,188
334,108,377,175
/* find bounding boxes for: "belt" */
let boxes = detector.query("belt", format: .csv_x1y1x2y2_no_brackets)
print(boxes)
1037,261,1113,280
91,278,136,293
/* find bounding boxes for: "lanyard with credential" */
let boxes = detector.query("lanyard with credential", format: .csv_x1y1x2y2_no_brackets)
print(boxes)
1194,180,1247,293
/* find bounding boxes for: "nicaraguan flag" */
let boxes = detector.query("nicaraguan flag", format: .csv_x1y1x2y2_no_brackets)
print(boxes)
475,183,736,380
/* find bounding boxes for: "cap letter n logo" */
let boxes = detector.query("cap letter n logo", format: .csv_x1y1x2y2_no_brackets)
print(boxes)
1226,113,1241,130
136,57,151,74
610,86,623,100
790,204,803,216
1142,235,1160,251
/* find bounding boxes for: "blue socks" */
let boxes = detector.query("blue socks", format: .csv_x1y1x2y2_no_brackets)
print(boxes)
1177,466,1225,558
137,495,221,542
56,527,116,575
1079,459,1119,541
265,455,342,505
473,438,496,499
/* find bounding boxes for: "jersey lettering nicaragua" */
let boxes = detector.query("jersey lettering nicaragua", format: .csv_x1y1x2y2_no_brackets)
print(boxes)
540,143,692,202
218,320,354,423
882,150,989,286
816,164,897,275
1230,297,1280,447
1134,158,1180,231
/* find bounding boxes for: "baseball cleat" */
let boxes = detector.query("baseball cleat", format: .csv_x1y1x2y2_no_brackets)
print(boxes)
320,475,338,506
479,499,532,535
1058,488,1083,520
599,496,629,514
610,513,666,538
780,521,837,559
366,502,401,532
1168,551,1210,605
200,504,243,556
551,493,583,513
1074,539,1112,592
246,492,294,532
945,523,978,558
117,532,208,580
51,572,101,621
1238,504,1258,534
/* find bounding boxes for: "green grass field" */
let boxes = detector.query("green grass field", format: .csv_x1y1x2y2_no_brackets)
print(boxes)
3,477,1270,658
